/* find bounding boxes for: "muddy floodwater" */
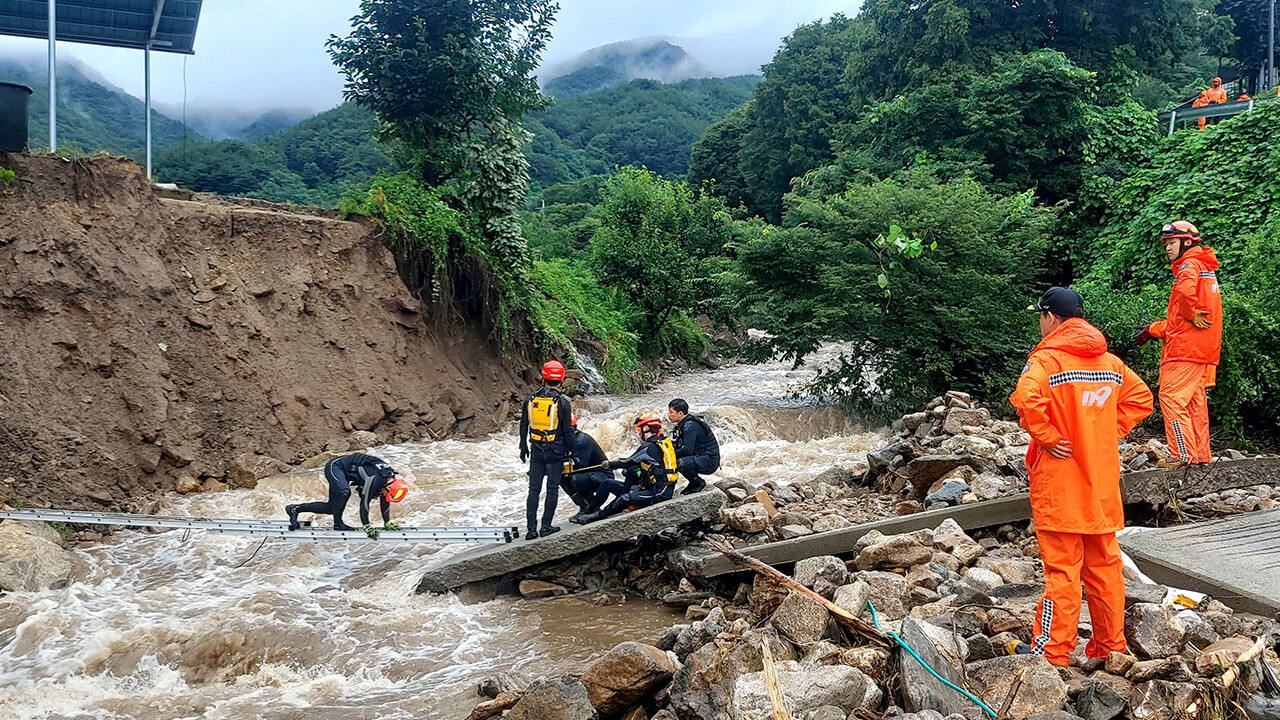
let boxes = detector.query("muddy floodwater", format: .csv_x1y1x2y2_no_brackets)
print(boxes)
0,347,884,719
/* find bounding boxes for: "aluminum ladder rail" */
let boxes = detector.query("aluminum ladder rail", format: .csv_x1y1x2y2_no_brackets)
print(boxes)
0,509,517,543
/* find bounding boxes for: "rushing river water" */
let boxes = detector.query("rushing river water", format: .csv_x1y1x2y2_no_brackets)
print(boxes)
0,347,885,720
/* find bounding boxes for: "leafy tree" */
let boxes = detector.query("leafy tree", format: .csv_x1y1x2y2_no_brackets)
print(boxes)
589,168,734,347
733,171,1057,417
1217,0,1275,84
688,103,754,210
327,0,556,185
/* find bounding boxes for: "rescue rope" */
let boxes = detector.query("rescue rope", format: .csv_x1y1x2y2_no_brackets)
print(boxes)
867,599,999,718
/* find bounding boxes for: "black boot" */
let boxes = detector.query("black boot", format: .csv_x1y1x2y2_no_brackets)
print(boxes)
525,529,539,541
682,477,706,495
540,525,561,537
578,512,603,524
286,505,300,531
570,513,587,525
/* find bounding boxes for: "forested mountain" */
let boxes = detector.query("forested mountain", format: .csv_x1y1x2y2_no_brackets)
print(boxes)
2,57,191,155
541,40,709,98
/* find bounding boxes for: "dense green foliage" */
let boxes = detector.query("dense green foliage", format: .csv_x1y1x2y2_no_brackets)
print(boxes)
527,76,759,190
1077,104,1280,438
734,173,1056,416
542,41,698,98
154,103,393,205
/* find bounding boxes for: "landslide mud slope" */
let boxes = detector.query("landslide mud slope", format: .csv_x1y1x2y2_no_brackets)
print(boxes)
0,155,528,509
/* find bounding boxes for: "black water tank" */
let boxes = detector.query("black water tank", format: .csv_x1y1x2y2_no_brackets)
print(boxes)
0,82,34,152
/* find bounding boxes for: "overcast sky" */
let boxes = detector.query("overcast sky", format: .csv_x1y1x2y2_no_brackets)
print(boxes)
0,0,859,112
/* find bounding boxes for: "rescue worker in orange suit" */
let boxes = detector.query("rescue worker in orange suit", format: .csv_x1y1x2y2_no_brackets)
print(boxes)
575,413,678,524
1134,221,1222,467
519,360,576,540
1192,76,1228,129
1010,287,1154,668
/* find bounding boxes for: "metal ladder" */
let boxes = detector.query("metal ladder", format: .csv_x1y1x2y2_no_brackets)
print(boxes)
0,508,517,543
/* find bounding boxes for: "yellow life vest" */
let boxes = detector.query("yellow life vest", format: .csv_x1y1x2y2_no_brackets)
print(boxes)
528,395,560,444
639,436,679,484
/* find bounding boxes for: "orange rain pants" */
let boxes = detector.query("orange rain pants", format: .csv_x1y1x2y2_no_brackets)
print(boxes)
1159,361,1214,463
1032,530,1128,666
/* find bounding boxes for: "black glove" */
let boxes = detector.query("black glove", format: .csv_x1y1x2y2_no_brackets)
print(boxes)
520,445,529,463
1133,325,1154,347
600,459,612,471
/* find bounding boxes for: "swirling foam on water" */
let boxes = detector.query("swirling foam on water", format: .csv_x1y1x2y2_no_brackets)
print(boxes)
0,346,884,719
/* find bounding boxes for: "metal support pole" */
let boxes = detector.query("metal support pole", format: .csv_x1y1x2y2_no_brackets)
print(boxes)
1169,110,1177,137
48,0,56,151
1270,0,1276,89
145,44,152,180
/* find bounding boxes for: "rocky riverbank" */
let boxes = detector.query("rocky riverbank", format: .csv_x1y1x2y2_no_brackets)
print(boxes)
467,517,1280,720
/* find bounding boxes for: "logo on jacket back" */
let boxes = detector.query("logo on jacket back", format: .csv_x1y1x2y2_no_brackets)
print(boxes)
1082,387,1113,408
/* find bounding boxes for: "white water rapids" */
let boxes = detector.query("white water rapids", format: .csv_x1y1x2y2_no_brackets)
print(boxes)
0,347,885,720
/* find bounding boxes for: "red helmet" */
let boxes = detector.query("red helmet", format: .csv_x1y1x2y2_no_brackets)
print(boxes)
541,360,566,382
1211,76,1222,88
1160,220,1201,243
384,478,409,503
635,412,663,435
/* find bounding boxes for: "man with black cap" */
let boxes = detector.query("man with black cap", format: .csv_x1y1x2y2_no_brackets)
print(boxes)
1009,287,1153,668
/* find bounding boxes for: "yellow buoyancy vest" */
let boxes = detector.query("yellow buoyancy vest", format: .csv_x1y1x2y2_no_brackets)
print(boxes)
528,394,560,444
639,436,679,485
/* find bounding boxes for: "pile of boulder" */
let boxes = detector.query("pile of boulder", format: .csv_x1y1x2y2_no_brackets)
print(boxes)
468,518,1280,720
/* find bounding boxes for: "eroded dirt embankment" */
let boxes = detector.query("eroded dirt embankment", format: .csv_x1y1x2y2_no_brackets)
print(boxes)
0,154,530,510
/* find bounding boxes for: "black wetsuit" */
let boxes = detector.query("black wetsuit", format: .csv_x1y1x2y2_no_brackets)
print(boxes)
295,453,394,529
560,431,616,513
594,435,677,520
674,414,720,491
519,387,576,533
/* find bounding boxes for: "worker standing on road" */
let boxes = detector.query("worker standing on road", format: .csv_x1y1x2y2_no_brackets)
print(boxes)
1192,76,1228,129
519,360,576,540
286,453,408,538
1011,287,1153,668
1134,221,1222,467
576,413,678,524
668,399,720,495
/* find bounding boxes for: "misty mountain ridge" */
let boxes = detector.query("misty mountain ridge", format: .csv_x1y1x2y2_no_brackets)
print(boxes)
541,39,715,98
154,103,318,141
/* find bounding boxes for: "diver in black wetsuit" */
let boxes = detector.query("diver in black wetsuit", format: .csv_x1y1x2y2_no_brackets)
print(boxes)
558,414,620,522
668,398,720,495
576,413,678,524
286,453,405,539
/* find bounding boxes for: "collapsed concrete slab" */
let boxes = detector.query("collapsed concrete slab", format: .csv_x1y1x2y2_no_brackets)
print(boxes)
683,457,1279,579
417,491,725,594
1120,507,1280,616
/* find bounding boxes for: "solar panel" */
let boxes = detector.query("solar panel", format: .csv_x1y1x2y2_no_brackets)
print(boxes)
0,0,203,54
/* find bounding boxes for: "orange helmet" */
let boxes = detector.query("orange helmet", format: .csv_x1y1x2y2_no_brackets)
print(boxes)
570,413,579,427
1211,77,1222,88
635,412,663,435
1160,220,1201,243
384,478,409,503
542,360,566,382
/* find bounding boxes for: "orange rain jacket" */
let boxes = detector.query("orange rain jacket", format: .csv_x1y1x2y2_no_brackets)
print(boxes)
1010,319,1154,534
1149,246,1222,366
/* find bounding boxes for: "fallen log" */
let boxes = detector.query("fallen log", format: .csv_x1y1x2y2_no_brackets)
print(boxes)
709,539,891,649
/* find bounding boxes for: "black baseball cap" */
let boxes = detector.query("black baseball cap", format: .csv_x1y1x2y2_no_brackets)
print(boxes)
1026,287,1084,318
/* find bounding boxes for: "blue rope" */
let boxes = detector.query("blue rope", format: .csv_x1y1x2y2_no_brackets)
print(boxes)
867,599,999,718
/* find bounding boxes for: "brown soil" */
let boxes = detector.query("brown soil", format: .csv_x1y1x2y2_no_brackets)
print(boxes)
0,154,532,510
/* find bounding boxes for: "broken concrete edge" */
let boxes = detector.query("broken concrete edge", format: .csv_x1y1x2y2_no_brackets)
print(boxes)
689,457,1280,579
415,491,726,595
1121,542,1280,617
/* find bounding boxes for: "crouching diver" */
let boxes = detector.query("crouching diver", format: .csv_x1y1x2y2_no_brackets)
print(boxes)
575,413,678,524
559,414,620,522
286,453,409,539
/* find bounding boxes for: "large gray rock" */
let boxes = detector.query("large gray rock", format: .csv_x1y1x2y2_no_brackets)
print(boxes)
966,656,1068,719
0,520,80,592
1124,582,1167,608
794,556,849,595
855,535,934,570
1170,610,1218,649
857,571,911,621
939,435,999,460
724,503,770,533
732,661,879,719
832,581,871,618
1126,680,1197,720
1124,604,1185,660
1074,678,1127,720
900,617,977,716
907,455,974,497
943,409,988,435
960,567,1004,593
975,557,1037,585
417,492,724,593
771,592,829,646
670,630,794,720
933,518,986,565
506,677,597,720
579,642,675,716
